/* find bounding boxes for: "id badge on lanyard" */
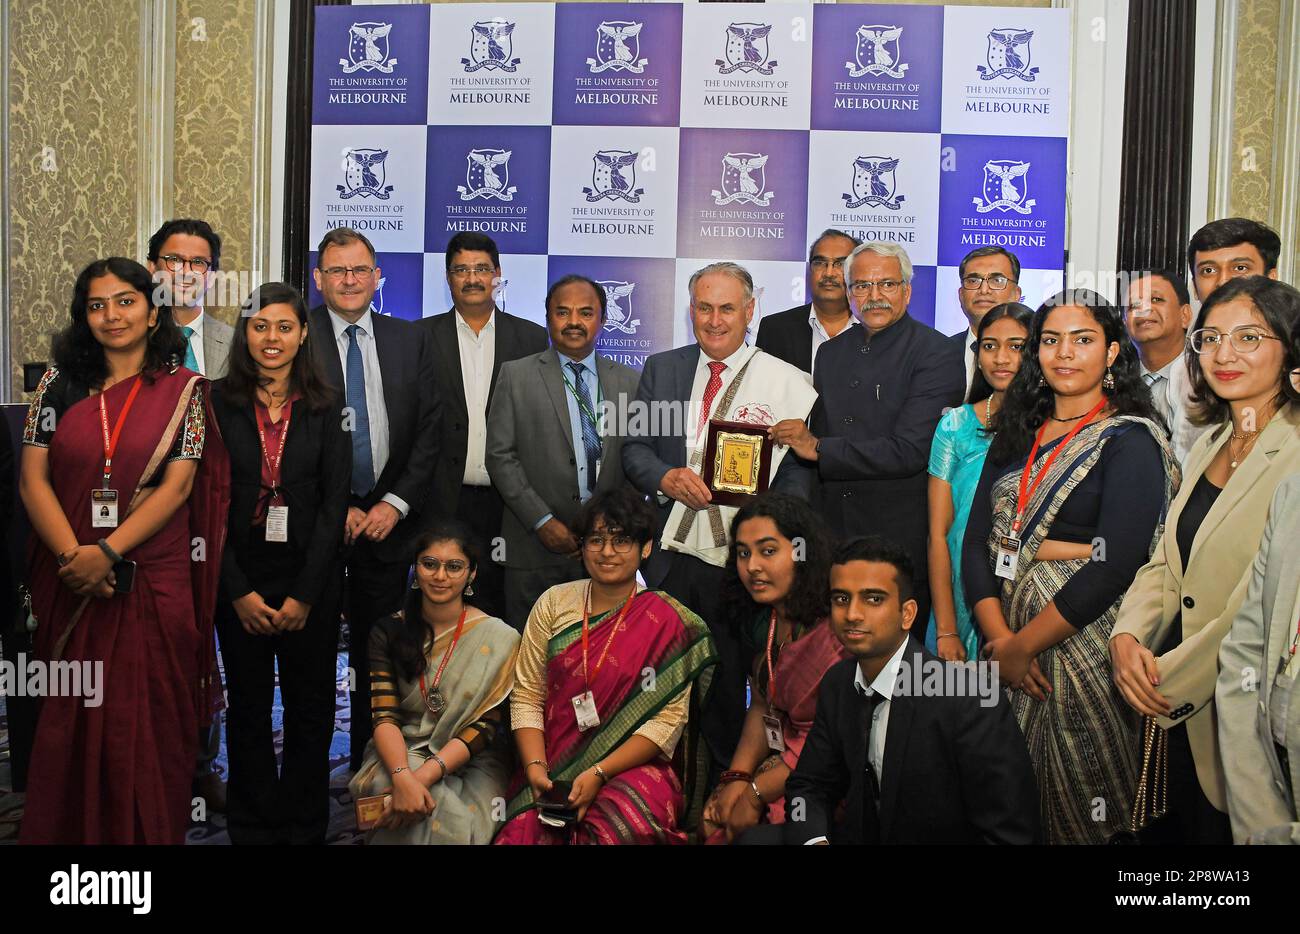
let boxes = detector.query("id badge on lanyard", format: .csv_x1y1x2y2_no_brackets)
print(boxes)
256,402,292,543
94,376,144,529
762,609,787,752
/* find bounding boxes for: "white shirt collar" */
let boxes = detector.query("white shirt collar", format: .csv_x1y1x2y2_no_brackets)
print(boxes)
853,636,911,701
697,341,755,374
1141,350,1183,381
177,308,205,337
327,305,376,342
807,307,859,339
455,307,496,336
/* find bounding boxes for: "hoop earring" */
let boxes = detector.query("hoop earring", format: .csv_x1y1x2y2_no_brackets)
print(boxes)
1102,368,1116,391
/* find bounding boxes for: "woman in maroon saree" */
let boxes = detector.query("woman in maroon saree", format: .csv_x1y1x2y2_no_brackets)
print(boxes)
18,258,229,844
495,489,717,845
702,493,848,843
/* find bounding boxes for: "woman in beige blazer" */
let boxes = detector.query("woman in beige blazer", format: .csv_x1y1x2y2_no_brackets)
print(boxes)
1110,276,1300,843
1216,471,1300,843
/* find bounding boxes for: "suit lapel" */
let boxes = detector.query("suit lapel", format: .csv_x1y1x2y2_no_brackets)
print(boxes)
540,350,575,456
877,685,913,842
311,308,345,390
796,307,813,373
488,309,511,407
370,314,401,427
436,312,468,418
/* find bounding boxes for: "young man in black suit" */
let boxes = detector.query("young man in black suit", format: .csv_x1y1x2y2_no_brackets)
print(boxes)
308,227,441,770
775,536,1039,845
419,232,548,619
755,228,860,374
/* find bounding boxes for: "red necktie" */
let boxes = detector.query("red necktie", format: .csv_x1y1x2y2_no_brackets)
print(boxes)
696,361,727,441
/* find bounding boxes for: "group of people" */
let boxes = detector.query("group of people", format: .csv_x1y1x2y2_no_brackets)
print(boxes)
8,213,1299,846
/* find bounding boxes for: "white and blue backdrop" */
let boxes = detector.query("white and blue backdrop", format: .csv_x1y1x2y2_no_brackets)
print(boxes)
309,2,1071,368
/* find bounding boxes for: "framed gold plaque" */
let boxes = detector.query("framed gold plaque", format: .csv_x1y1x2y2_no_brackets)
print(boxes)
702,419,774,506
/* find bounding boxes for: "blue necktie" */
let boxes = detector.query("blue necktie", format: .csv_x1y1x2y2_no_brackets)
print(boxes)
345,324,376,496
567,361,601,496
181,325,198,372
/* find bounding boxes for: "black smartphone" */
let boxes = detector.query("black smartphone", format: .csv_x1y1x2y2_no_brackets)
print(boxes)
538,781,573,808
112,559,137,594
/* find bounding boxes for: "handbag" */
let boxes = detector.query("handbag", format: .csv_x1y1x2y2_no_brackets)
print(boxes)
1108,715,1170,844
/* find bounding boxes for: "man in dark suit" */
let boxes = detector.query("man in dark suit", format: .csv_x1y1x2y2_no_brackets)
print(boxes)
486,275,640,628
946,246,1022,401
771,242,964,639
419,232,547,619
622,262,817,768
308,227,441,770
774,536,1039,845
755,228,861,374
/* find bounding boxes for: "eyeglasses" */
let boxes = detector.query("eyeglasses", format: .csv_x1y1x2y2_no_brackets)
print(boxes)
449,264,496,278
159,254,212,274
960,274,1015,291
582,533,636,553
848,279,903,297
416,557,469,576
320,265,375,280
809,257,848,271
1189,326,1282,354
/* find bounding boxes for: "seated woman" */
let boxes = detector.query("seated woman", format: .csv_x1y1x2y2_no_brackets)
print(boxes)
495,488,717,845
700,493,847,844
349,522,520,844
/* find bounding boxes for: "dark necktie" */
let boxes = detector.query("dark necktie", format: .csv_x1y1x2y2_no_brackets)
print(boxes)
345,324,376,496
861,689,885,844
567,361,601,495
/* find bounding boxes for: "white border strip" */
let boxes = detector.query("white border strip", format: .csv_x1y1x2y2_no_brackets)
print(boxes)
136,0,176,262
1270,0,1298,282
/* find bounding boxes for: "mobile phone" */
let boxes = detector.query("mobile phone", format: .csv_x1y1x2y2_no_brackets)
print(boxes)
538,781,573,807
112,559,137,594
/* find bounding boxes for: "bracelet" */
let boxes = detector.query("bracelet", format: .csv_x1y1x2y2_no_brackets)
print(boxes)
592,764,609,784
431,752,448,781
749,781,765,808
718,770,752,785
391,766,408,776
97,538,124,564
525,758,548,773
937,632,962,641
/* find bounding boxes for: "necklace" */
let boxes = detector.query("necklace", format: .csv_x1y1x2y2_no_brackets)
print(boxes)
419,607,468,718
1228,430,1261,470
984,395,992,426
1049,411,1089,422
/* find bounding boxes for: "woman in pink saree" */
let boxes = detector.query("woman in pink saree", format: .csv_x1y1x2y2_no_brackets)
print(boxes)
18,258,229,844
702,493,849,843
495,489,717,845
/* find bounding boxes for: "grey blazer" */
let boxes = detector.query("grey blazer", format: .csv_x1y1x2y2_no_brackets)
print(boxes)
1216,471,1300,843
486,347,640,570
203,314,234,379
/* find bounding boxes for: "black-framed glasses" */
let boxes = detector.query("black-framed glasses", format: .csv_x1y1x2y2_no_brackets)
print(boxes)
583,533,636,553
960,273,1014,291
416,557,469,576
848,279,903,296
1189,326,1282,354
449,264,496,278
810,257,848,271
160,254,212,274
320,264,375,280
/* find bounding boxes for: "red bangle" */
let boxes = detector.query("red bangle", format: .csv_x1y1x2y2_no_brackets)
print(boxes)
718,770,752,785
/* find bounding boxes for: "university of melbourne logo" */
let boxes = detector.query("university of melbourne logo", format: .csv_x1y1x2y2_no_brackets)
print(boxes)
843,156,904,210
974,160,1035,214
372,275,388,315
978,28,1038,82
598,281,640,334
587,21,648,74
712,153,773,207
458,149,516,201
462,20,520,73
846,25,908,79
716,23,777,76
340,22,397,74
337,148,393,200
583,150,643,203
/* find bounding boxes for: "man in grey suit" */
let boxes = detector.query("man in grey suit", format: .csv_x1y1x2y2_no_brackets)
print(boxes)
147,218,234,379
486,274,640,629
147,217,233,813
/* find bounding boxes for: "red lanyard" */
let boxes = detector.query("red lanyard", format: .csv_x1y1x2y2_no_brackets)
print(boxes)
98,376,144,489
764,608,779,710
420,607,468,700
581,582,636,688
254,399,293,491
1014,398,1107,534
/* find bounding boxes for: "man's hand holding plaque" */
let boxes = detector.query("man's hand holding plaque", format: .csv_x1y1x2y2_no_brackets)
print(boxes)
701,418,777,507
768,418,819,461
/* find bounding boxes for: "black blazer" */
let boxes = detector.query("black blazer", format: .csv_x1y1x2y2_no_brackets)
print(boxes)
307,306,441,562
755,303,814,374
784,645,1041,845
210,380,351,606
418,308,548,517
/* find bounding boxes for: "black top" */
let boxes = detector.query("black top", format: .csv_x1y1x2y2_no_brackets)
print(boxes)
1176,473,1222,568
963,422,1166,629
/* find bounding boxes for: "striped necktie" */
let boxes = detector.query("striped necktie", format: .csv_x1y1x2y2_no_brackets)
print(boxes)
567,361,601,496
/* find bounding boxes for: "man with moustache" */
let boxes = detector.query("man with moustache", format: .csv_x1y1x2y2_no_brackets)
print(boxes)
775,536,1038,845
1124,270,1207,463
623,262,817,770
486,274,640,628
947,246,1023,401
308,227,441,769
419,232,547,618
1188,217,1281,301
771,242,964,639
756,229,861,374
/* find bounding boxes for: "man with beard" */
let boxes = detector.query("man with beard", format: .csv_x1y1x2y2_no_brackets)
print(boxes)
756,229,861,374
486,275,640,629
419,233,547,618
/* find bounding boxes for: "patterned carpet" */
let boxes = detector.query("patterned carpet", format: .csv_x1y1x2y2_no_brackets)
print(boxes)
0,651,365,845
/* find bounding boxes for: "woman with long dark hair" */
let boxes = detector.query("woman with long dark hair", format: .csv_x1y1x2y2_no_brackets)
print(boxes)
349,521,520,844
701,492,845,843
927,302,1033,663
962,289,1178,844
1112,276,1300,843
19,258,229,843
209,282,350,844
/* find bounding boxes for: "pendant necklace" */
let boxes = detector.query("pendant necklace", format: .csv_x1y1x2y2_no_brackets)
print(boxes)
420,606,468,719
